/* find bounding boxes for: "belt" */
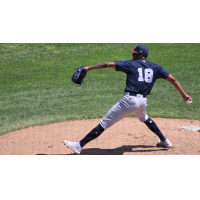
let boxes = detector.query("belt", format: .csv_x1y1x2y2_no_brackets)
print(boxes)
129,93,147,98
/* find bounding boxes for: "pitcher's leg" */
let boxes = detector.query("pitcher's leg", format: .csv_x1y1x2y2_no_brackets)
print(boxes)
80,95,135,148
80,124,105,148
133,98,167,142
100,99,134,130
144,118,166,141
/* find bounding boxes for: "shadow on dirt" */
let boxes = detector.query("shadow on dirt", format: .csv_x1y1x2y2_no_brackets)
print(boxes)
80,145,168,155
36,145,168,155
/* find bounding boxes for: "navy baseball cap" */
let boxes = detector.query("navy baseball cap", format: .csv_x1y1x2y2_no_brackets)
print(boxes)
129,45,149,55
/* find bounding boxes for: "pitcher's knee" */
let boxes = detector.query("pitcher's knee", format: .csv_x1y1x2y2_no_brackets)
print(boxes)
138,114,149,122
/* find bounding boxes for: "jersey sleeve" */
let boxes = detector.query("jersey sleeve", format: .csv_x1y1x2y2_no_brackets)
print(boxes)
157,65,170,79
114,60,130,73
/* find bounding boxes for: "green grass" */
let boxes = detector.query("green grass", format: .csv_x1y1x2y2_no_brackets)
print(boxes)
0,43,199,135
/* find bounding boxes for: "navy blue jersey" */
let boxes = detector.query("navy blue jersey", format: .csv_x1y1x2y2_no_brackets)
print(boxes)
114,59,169,96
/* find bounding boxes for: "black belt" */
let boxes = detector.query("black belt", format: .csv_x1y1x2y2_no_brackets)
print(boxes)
129,93,147,97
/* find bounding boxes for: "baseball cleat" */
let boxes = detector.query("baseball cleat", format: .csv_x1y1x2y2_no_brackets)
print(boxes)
157,138,172,148
64,140,82,154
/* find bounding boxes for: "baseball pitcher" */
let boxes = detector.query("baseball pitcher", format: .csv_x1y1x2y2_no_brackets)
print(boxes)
66,45,192,154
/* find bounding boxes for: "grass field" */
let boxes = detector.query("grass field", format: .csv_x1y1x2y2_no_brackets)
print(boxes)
0,43,199,135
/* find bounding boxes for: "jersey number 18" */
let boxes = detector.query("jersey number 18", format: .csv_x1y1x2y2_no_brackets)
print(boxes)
138,68,153,83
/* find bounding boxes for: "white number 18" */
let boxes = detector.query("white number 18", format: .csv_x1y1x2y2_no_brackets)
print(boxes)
138,68,153,83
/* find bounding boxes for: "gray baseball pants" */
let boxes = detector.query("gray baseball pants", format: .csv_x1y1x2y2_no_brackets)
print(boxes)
100,92,149,130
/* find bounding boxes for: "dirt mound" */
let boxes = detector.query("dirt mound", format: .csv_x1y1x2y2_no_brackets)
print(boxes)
0,117,200,155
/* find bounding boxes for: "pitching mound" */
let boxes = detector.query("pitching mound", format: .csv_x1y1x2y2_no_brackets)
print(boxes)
0,117,200,155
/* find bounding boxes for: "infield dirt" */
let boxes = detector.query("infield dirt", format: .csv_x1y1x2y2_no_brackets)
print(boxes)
0,117,200,155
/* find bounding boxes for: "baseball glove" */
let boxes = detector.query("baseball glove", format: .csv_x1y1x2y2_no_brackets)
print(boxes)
71,66,87,85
